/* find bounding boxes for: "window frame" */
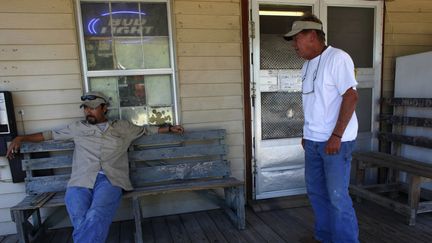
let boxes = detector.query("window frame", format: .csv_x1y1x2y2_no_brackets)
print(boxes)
75,0,179,124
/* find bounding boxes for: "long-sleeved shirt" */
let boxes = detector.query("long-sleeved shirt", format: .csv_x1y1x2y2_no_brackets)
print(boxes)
42,120,158,191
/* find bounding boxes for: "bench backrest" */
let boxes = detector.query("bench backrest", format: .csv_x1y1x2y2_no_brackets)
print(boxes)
20,129,229,194
379,98,432,152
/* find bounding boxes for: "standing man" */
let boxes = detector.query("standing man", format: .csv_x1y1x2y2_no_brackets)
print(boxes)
6,91,184,243
284,14,359,243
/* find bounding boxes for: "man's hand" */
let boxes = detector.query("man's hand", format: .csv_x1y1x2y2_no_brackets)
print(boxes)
6,137,23,159
6,133,45,159
325,135,341,155
170,125,184,134
325,87,357,155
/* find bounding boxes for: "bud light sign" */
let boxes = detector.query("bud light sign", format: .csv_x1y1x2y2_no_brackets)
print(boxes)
81,3,168,37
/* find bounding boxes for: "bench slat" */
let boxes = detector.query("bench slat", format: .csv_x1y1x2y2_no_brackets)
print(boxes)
378,132,432,149
10,192,57,211
131,160,230,186
19,130,225,153
353,151,432,178
22,155,72,170
20,140,74,153
379,115,432,128
26,175,69,194
43,192,66,208
132,129,225,146
25,160,232,195
383,98,432,107
124,177,243,198
129,144,227,161
349,185,411,216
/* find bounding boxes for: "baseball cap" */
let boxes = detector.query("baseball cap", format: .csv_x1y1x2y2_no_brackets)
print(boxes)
284,21,323,41
80,91,108,108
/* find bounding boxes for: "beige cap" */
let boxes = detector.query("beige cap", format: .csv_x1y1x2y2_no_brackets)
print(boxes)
284,21,323,41
80,91,108,108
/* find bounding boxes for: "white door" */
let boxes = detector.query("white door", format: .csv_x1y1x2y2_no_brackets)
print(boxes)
250,0,383,199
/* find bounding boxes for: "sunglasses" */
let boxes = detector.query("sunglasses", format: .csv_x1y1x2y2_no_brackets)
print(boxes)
81,95,107,103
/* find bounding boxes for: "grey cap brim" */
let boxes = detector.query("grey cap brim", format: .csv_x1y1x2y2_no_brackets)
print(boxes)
80,98,106,108
80,91,108,108
284,21,323,41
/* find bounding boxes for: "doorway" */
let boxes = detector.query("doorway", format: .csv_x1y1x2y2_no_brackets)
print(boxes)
250,0,383,200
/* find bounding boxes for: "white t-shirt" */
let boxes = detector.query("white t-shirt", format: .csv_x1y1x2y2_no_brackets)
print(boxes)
302,46,358,142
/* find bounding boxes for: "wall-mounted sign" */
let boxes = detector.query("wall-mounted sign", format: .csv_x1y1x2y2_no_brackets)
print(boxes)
81,3,168,37
259,69,302,92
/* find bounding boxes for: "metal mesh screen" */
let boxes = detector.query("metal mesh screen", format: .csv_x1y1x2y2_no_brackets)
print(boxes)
261,92,304,139
260,34,304,70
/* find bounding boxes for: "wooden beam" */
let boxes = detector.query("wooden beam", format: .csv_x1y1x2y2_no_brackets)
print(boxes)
360,183,400,193
418,201,432,213
123,177,243,198
349,185,411,216
353,152,432,178
378,132,432,149
379,115,432,127
382,98,432,107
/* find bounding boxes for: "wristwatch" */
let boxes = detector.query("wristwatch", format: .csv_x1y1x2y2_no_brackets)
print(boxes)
163,123,173,132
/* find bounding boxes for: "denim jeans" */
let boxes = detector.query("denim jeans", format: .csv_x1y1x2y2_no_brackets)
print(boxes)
65,173,122,243
304,139,359,243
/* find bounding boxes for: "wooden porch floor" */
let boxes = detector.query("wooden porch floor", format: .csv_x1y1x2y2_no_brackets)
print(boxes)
2,200,432,243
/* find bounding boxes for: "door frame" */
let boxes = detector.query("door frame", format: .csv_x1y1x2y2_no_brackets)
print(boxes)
321,0,383,152
246,0,384,200
250,0,319,200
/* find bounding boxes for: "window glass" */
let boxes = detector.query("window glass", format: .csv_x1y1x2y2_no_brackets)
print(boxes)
259,5,311,70
79,1,175,126
356,88,372,132
149,107,173,125
89,75,173,125
88,77,119,107
327,7,374,68
121,107,148,126
81,2,170,71
145,75,172,105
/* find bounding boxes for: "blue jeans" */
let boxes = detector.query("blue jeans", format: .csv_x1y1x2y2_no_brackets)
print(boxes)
65,173,122,243
304,139,359,243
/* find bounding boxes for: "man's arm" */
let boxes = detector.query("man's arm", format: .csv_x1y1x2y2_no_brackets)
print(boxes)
158,125,184,134
333,88,358,137
325,87,358,154
6,133,45,159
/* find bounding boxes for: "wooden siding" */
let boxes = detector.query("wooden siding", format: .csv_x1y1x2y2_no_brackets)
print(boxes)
174,0,245,182
382,0,432,98
0,13,74,29
0,0,81,235
179,70,242,84
0,0,73,13
182,96,243,110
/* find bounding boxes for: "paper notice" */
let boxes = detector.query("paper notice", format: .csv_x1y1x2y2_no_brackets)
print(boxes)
279,70,302,92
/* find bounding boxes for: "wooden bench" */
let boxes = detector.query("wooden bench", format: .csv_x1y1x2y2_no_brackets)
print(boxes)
10,129,245,243
350,98,432,225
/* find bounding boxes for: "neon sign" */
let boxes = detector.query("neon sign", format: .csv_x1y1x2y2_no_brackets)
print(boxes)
86,11,155,36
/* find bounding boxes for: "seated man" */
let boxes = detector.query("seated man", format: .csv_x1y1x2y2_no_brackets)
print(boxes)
6,91,184,243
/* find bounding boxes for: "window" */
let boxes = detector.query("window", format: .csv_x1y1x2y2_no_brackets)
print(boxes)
76,0,176,125
327,6,374,68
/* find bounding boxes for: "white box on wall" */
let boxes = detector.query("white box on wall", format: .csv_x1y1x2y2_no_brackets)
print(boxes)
394,51,432,189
